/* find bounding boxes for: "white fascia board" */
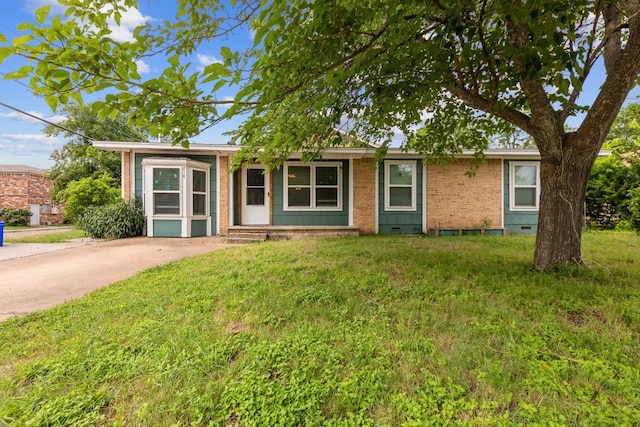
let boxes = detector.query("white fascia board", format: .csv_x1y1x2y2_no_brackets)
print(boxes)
93,141,611,160
93,141,240,156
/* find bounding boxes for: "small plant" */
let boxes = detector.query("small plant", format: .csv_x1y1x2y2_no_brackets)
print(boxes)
77,199,144,239
473,217,493,229
0,207,32,226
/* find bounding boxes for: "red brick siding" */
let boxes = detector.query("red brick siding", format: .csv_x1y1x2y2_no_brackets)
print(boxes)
0,172,64,224
352,158,377,234
426,159,502,229
218,156,229,236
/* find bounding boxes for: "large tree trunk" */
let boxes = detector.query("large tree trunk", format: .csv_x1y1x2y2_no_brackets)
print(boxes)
533,145,599,270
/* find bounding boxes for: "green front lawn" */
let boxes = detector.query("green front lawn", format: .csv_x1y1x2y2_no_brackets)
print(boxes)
1,232,638,426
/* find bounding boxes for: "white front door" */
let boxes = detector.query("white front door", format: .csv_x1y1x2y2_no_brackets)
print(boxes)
30,204,40,226
242,166,270,225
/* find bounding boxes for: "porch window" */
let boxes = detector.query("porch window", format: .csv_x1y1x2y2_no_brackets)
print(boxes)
192,169,207,216
385,161,416,210
284,163,341,210
510,162,540,210
153,167,180,214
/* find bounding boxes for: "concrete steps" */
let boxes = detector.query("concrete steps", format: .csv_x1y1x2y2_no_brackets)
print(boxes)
226,226,360,244
226,231,268,244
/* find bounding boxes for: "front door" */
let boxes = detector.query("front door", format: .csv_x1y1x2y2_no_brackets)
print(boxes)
242,166,270,225
30,204,40,226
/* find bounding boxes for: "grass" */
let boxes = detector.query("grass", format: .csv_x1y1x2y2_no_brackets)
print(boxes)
0,232,638,426
3,229,86,243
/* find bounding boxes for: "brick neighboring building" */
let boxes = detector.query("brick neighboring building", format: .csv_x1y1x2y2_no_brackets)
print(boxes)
0,165,64,225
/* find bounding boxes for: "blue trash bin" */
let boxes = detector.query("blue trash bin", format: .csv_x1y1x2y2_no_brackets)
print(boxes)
0,221,4,247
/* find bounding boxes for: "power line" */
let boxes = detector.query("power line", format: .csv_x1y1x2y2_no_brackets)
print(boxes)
0,100,90,141
0,71,146,142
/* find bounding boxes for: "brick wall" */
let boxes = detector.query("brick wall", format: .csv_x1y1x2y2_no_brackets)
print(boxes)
352,158,377,234
427,159,502,230
122,151,131,201
0,172,64,225
218,156,229,236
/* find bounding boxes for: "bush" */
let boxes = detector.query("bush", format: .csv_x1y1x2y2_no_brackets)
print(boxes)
61,175,120,223
0,207,32,226
77,199,145,239
628,187,640,231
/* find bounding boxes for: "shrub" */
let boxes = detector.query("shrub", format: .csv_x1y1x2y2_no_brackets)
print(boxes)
0,207,32,226
77,199,145,239
628,187,640,231
60,175,120,223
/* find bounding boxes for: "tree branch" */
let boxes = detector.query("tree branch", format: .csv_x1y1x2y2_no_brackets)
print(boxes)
505,18,563,155
576,6,640,149
450,83,531,132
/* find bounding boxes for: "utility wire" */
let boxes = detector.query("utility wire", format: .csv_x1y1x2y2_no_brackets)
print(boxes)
0,100,91,141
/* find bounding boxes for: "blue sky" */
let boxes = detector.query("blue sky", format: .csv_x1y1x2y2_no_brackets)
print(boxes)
0,1,639,170
0,0,248,169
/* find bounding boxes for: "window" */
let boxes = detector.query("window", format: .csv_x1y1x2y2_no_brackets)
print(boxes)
510,162,540,210
385,161,417,210
246,168,266,206
143,158,210,218
153,167,180,214
192,169,207,216
284,163,341,210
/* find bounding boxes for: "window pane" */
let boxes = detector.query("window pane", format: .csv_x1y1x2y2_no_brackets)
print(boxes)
193,170,206,192
288,187,311,207
316,188,338,207
288,166,310,185
514,165,537,186
153,168,180,191
316,167,338,186
246,188,265,205
389,164,413,185
193,194,206,215
389,187,412,207
246,169,265,187
514,188,536,207
154,193,180,214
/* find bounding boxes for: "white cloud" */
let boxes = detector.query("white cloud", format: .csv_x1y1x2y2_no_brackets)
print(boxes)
102,6,152,43
0,111,66,125
25,0,67,15
1,133,60,145
0,133,61,156
135,59,150,73
197,53,222,67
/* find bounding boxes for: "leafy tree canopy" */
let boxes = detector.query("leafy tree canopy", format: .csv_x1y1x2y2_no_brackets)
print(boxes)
1,0,639,269
587,103,640,229
61,174,120,222
46,104,148,202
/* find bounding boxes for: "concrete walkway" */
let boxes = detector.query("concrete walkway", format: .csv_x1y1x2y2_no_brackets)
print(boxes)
0,235,230,322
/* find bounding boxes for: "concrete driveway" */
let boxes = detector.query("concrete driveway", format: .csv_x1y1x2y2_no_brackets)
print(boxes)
0,235,230,322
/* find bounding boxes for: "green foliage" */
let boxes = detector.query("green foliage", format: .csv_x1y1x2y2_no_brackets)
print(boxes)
61,175,120,223
0,1,636,160
0,234,639,425
587,104,640,230
77,199,144,239
628,187,640,231
45,105,147,203
0,208,32,227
